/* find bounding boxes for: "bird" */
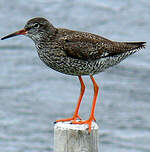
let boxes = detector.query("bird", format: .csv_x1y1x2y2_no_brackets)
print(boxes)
1,17,146,133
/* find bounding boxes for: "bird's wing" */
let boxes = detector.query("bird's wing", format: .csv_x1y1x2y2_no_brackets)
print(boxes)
58,32,114,61
58,31,146,61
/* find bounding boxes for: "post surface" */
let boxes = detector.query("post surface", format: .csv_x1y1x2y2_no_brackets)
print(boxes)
54,121,99,152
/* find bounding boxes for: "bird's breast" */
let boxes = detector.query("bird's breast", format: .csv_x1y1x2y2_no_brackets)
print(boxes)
36,46,138,76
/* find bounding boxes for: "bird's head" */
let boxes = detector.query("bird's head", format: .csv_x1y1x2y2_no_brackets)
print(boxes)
1,17,57,42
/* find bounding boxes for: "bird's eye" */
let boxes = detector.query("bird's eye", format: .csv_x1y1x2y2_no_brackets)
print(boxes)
33,23,40,28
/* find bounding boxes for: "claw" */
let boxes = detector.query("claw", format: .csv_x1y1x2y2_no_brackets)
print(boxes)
72,115,95,134
55,114,82,123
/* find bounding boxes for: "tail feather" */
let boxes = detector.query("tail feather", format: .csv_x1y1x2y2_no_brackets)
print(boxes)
112,41,146,54
125,42,146,50
106,41,146,57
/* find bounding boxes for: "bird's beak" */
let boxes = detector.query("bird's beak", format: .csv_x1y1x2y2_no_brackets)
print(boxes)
1,29,27,40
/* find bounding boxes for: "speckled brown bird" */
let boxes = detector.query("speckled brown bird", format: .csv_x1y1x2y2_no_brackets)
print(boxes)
1,17,146,133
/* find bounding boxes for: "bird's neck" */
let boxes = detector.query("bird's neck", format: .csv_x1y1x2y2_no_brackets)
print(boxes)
31,28,58,45
34,34,55,50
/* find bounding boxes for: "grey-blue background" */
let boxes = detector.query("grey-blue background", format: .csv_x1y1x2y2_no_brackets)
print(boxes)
0,0,150,152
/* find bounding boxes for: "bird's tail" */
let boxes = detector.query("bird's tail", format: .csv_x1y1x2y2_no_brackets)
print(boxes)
123,41,146,50
111,41,146,55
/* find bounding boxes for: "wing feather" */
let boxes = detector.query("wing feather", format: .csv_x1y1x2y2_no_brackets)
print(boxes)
57,30,146,61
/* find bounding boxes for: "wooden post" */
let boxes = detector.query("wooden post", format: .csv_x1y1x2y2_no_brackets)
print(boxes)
54,121,99,152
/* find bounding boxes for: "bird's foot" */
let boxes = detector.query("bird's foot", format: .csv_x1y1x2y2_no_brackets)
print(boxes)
71,115,96,134
55,114,82,123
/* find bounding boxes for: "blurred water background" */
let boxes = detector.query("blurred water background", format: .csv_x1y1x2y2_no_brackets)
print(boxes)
0,0,150,152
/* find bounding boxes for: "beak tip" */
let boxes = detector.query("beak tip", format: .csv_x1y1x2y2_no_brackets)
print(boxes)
1,29,27,41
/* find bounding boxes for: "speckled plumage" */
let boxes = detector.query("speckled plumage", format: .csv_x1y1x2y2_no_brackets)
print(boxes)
22,17,145,76
1,17,146,133
1,17,146,75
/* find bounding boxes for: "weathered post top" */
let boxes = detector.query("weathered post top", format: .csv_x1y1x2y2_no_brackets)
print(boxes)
54,121,99,152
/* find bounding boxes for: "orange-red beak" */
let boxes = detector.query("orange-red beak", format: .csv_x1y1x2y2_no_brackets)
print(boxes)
1,29,27,40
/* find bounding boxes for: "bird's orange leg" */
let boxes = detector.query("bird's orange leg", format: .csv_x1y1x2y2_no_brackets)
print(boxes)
55,76,85,123
72,75,99,133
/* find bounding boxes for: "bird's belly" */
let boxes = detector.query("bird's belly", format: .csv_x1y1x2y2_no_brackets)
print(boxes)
39,54,94,75
38,51,136,76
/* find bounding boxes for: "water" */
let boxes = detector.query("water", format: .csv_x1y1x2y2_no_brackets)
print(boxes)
0,0,150,152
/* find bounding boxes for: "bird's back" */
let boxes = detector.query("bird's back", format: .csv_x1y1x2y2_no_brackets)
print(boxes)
54,28,145,61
